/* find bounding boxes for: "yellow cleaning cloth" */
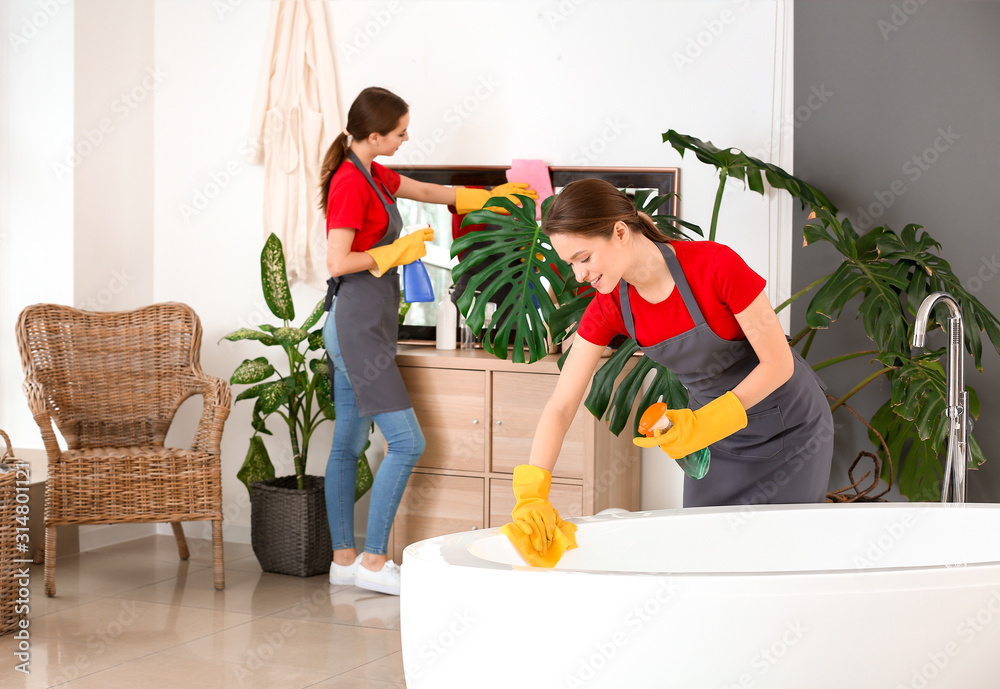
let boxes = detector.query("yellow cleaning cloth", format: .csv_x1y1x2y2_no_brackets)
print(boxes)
501,517,578,568
501,464,579,568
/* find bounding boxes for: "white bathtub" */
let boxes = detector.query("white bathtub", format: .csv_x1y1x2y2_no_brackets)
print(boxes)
400,503,1000,688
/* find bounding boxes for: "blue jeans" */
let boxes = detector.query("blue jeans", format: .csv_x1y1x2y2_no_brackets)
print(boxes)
323,302,425,556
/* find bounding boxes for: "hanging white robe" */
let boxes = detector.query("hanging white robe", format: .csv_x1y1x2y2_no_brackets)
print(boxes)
249,0,341,290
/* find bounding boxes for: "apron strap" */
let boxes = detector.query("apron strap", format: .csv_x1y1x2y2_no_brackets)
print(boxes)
347,150,393,209
617,242,708,340
619,279,637,341
660,243,707,326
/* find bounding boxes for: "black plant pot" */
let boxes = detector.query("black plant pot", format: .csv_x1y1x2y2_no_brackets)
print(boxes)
250,475,332,577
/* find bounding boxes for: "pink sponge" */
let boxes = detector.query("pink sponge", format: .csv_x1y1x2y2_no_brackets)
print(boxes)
506,159,554,220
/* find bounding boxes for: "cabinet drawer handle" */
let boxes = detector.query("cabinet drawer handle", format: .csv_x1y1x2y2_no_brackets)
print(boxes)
495,420,503,426
472,419,479,425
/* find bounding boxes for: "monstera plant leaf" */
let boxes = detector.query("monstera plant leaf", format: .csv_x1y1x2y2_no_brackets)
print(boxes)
663,130,837,241
880,223,1000,371
631,188,703,240
800,213,912,354
547,271,595,347
455,189,688,365
453,194,569,363
868,350,984,501
584,340,690,435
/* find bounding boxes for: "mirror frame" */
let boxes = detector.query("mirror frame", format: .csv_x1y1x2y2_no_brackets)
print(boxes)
387,165,681,342
387,165,680,214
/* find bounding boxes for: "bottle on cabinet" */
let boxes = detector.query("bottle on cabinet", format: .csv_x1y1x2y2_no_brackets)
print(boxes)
436,288,457,350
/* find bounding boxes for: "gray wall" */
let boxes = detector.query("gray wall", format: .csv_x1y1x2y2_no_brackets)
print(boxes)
793,1,1000,502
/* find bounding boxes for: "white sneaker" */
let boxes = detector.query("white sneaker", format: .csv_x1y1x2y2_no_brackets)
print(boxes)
329,553,363,586
355,559,401,596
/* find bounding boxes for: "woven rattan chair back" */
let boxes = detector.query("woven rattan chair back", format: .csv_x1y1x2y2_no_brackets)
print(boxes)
17,303,202,450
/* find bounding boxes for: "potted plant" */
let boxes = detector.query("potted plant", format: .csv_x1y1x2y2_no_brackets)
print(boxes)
452,132,1000,502
222,233,373,576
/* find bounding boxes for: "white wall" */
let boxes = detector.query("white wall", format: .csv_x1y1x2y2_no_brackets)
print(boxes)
1,0,75,449
3,0,794,543
73,0,155,311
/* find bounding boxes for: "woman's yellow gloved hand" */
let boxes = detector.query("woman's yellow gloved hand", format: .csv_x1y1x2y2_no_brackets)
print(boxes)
633,391,748,457
454,183,538,215
364,227,435,277
500,464,578,568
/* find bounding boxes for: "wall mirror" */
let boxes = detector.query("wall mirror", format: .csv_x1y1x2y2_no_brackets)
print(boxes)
388,165,680,340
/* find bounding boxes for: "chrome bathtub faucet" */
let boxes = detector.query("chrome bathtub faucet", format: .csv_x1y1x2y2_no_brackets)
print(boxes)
913,291,970,503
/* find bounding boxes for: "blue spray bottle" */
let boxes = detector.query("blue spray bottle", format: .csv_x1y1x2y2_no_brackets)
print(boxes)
401,225,435,303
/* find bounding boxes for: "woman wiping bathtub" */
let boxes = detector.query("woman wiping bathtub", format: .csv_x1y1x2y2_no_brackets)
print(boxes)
502,178,833,567
320,86,536,594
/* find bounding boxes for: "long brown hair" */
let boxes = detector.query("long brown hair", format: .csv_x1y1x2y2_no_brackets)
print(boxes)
319,86,409,213
543,178,674,243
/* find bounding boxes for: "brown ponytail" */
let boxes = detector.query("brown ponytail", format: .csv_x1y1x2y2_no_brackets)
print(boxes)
542,178,675,243
319,86,409,213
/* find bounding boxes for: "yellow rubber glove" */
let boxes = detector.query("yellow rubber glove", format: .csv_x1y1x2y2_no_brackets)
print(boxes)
364,227,435,277
633,391,748,457
500,464,578,568
454,183,538,215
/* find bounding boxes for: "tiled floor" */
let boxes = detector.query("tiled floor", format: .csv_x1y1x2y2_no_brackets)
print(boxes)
0,536,406,688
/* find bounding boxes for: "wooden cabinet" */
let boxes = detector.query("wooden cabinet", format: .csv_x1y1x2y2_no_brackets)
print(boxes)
393,473,484,553
390,348,639,562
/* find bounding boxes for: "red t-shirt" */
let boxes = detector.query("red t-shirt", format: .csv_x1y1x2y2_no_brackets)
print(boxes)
576,241,766,347
325,160,401,252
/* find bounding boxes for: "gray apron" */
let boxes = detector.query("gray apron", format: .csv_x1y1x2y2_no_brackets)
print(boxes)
323,151,411,417
620,243,833,508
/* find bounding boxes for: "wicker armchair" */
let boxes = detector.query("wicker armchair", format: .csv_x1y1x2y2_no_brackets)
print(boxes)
16,302,231,596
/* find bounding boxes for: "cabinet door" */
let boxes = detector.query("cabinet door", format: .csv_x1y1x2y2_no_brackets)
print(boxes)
491,371,586,479
393,473,484,563
400,366,487,472
488,478,583,528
